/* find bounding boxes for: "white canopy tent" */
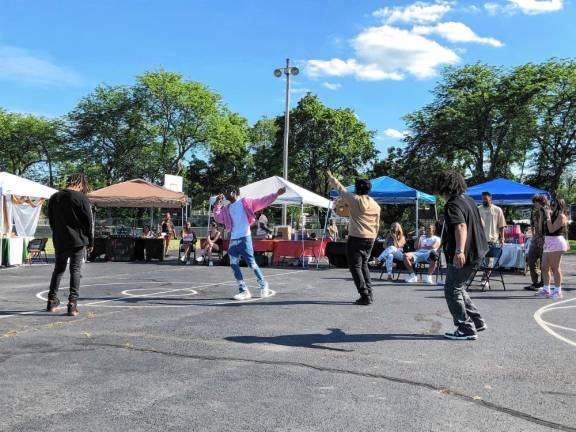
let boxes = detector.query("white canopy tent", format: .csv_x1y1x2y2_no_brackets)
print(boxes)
209,176,332,209
0,172,57,266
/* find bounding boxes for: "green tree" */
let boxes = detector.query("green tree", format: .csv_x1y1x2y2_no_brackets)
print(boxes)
403,63,543,183
251,94,378,196
0,110,65,186
527,59,576,193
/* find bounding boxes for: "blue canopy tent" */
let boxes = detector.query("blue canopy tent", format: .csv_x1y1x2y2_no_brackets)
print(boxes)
466,178,550,206
330,176,437,230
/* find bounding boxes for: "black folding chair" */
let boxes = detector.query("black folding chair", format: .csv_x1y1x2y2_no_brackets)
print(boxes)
178,239,197,263
466,246,506,291
27,238,48,264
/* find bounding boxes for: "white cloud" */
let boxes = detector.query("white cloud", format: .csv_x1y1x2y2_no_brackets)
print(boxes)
308,26,459,81
380,128,407,140
322,82,342,91
373,1,452,24
413,22,503,47
0,46,80,86
508,0,563,14
484,0,563,15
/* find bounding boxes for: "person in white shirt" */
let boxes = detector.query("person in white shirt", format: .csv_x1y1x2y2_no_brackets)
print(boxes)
254,211,273,239
404,224,441,284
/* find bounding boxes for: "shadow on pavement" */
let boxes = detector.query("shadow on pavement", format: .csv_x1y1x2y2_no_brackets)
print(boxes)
226,328,444,352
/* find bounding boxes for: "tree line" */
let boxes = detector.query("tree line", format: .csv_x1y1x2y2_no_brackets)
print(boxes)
1,59,575,209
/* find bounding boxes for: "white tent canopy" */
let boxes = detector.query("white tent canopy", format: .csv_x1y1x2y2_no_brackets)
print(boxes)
0,172,57,199
1,172,57,238
210,176,332,209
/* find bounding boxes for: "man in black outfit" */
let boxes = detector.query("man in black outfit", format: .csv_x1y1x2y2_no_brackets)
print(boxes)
47,173,93,317
436,171,489,340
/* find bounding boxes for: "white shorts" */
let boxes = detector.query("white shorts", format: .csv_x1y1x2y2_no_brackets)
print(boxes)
543,236,569,253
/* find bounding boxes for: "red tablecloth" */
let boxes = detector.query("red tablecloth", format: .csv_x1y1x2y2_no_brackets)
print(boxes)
222,239,277,253
272,239,329,264
221,238,329,265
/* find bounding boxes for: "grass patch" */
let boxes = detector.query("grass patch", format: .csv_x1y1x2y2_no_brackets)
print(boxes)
44,238,192,255
568,240,576,255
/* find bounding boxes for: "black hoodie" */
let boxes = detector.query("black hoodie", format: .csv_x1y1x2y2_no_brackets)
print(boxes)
48,189,93,253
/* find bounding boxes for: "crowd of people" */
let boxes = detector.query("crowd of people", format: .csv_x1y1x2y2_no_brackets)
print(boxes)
45,171,570,342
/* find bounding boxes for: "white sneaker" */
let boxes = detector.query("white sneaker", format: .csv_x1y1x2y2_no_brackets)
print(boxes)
406,274,418,283
260,282,271,298
180,256,187,263
233,290,252,301
426,275,435,285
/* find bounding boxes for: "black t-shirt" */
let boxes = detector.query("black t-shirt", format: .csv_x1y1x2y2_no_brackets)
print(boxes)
48,189,94,253
443,194,488,263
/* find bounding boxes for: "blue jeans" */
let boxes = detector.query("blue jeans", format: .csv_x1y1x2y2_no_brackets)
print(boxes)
228,236,266,292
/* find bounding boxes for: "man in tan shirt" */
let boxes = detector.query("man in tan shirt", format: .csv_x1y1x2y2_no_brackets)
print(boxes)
327,169,381,305
478,192,506,244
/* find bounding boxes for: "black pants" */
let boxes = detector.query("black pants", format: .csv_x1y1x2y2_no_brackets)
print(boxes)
48,247,85,303
527,240,543,286
346,237,375,298
444,261,483,334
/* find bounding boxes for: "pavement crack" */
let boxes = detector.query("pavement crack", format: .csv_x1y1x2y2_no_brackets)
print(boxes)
87,341,575,432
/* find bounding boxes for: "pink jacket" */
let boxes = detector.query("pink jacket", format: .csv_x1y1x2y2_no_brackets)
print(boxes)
213,193,279,233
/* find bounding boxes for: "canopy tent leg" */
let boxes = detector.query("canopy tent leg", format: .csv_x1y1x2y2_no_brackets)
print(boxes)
301,203,305,268
415,198,419,236
434,203,438,221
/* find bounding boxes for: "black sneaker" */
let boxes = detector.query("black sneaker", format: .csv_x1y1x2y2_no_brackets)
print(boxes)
46,298,60,313
474,321,487,332
444,329,477,340
67,301,79,317
524,284,538,291
354,296,372,306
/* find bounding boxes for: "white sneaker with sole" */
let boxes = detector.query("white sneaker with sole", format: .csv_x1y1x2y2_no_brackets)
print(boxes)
233,290,252,301
259,282,271,298
406,274,418,283
425,275,435,285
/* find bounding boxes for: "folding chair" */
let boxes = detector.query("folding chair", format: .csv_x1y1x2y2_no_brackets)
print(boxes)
27,238,48,264
178,239,197,264
465,246,506,291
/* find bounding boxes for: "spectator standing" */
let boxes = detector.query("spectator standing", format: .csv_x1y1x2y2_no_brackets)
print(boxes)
478,192,506,245
46,173,93,317
538,198,569,299
524,194,548,291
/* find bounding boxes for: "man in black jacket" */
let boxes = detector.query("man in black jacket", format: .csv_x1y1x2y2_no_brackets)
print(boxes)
436,171,489,340
47,173,93,316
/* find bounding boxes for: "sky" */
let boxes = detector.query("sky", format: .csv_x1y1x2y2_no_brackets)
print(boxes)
0,0,575,155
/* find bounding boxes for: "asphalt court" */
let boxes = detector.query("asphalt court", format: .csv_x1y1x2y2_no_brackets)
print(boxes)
1,258,575,432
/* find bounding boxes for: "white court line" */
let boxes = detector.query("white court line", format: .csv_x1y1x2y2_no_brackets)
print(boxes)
533,297,576,348
1,271,295,320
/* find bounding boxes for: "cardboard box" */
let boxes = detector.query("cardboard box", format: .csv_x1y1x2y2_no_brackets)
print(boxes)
275,226,292,240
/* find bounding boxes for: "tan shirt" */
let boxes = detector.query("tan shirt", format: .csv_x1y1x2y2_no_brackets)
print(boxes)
478,204,506,243
329,176,380,239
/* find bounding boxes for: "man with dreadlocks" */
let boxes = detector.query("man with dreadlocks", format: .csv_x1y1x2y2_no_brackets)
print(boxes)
436,171,489,340
46,173,93,316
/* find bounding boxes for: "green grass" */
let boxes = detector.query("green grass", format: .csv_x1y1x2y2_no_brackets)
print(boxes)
568,240,576,255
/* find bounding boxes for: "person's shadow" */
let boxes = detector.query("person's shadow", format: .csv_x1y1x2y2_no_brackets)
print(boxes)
226,328,444,352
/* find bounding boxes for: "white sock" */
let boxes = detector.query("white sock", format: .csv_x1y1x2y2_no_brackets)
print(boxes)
410,273,416,278
543,285,550,290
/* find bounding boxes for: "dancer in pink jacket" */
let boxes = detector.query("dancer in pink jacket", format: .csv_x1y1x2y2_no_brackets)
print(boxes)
214,185,286,300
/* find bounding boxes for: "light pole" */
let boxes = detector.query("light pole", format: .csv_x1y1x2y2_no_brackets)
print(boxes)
274,58,299,226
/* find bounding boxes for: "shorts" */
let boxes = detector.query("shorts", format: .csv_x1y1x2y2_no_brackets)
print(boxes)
543,236,569,253
411,250,432,264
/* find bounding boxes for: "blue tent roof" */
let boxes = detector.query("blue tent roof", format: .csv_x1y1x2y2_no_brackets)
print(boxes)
329,175,436,204
466,178,550,206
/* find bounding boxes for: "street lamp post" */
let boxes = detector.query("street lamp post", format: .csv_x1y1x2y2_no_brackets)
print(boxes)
274,58,299,226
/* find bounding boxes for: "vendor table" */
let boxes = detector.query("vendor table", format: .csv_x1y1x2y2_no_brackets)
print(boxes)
271,239,329,264
497,243,526,270
221,239,329,265
1,237,25,266
89,237,164,262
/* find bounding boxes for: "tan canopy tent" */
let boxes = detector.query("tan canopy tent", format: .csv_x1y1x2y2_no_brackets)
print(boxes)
88,179,187,208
